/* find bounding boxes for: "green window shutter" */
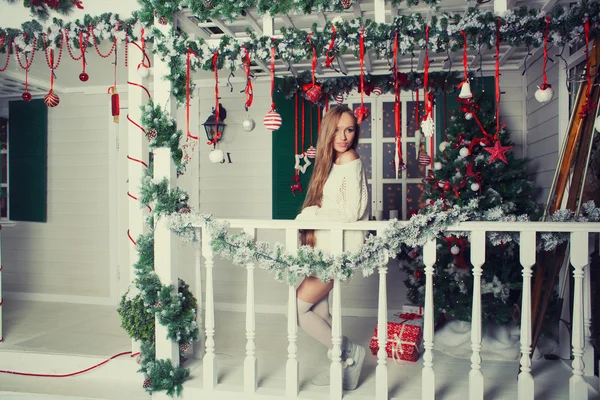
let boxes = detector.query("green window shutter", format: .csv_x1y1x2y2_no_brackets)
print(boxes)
435,76,495,147
272,84,319,219
8,99,48,222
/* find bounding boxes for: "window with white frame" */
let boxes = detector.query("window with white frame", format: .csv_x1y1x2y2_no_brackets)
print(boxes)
346,90,429,221
0,117,8,220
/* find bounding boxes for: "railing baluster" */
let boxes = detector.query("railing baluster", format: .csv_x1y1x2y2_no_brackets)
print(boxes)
285,228,299,397
376,229,390,400
569,231,589,400
330,229,344,400
583,236,593,377
422,238,436,400
193,243,204,359
518,231,535,400
469,230,485,400
202,226,217,389
244,228,258,393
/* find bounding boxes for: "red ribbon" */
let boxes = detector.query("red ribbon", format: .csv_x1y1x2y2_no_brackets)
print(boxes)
301,98,305,154
394,32,403,170
317,106,321,134
395,312,422,323
541,16,550,88
424,25,434,169
359,27,365,106
295,93,299,157
325,25,337,68
444,236,470,269
207,52,221,146
494,19,501,139
244,48,253,109
270,43,276,110
460,30,468,81
309,33,317,86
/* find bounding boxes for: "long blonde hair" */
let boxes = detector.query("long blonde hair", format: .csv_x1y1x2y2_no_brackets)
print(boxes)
300,105,360,247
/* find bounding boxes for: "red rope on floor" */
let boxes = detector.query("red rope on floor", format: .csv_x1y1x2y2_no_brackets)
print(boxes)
0,351,132,378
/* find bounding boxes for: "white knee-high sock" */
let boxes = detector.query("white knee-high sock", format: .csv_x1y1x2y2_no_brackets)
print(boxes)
311,295,332,327
296,298,333,349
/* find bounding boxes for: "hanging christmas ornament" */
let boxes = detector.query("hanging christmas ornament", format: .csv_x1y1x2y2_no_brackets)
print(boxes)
471,182,480,191
209,149,224,164
484,140,512,164
303,34,324,104
458,31,473,100
143,378,152,389
465,112,473,120
295,153,311,174
393,33,404,177
355,27,370,125
179,342,190,352
79,71,89,82
42,38,62,108
306,146,317,158
341,0,353,9
108,86,120,123
536,17,554,104
421,115,435,137
242,116,256,132
439,141,450,152
443,181,451,191
418,151,430,166
145,128,158,140
44,91,60,107
158,16,168,25
434,161,442,170
335,93,344,104
450,245,460,255
264,43,282,131
421,26,435,170
459,147,470,158
264,110,282,131
414,270,422,279
372,86,383,96
291,174,303,196
354,104,370,124
22,91,32,101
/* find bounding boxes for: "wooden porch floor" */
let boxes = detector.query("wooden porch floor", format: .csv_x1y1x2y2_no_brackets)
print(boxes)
0,300,598,400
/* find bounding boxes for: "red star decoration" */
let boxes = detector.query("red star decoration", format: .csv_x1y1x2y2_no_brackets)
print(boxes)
483,140,512,164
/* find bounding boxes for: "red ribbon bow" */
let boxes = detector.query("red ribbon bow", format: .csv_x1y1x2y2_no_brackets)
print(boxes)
395,312,422,323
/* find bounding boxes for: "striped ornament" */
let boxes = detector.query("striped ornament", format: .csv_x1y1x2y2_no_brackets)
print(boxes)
263,110,282,131
44,91,60,108
372,86,383,96
418,151,430,166
306,146,317,159
335,93,344,104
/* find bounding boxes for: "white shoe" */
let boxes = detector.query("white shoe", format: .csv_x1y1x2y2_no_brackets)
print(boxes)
342,341,365,390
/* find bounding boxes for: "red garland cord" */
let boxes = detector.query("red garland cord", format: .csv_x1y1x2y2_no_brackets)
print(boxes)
0,351,134,378
14,35,37,71
394,32,403,169
308,33,317,86
42,33,64,71
460,30,468,81
359,27,365,106
64,28,85,61
301,98,306,154
542,16,550,87
90,24,117,59
325,25,337,68
129,41,151,69
310,103,313,147
244,48,253,109
317,106,321,135
494,18,501,139
295,93,299,157
127,229,137,245
270,44,276,110
126,81,151,99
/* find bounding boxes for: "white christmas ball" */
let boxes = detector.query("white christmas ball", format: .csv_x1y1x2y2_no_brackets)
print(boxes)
242,117,256,132
138,66,150,78
209,149,224,164
595,115,600,133
438,181,445,188
459,147,470,158
439,141,450,152
471,182,480,191
535,86,554,103
434,161,443,170
465,112,473,120
450,245,460,255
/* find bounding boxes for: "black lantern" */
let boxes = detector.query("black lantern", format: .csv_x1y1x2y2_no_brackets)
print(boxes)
203,103,227,145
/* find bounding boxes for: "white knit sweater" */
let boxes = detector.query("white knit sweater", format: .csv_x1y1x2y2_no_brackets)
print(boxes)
296,158,370,251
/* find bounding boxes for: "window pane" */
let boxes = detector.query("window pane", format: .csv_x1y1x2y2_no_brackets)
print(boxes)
1,156,6,184
0,190,6,219
406,100,425,138
356,142,372,180
406,183,425,218
406,142,427,179
352,103,371,138
383,184,402,220
382,101,399,138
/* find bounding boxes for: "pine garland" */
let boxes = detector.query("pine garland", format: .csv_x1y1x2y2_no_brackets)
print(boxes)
1,0,82,21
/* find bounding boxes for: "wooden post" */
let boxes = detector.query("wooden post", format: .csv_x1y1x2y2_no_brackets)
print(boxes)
376,229,389,400
127,30,149,356
422,239,436,400
285,228,299,397
193,244,203,360
202,226,217,389
330,229,344,400
153,15,179,377
569,231,589,400
469,230,485,400
518,231,535,400
244,227,258,393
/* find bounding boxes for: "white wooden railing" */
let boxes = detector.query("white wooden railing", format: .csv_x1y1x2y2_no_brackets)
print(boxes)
176,219,599,400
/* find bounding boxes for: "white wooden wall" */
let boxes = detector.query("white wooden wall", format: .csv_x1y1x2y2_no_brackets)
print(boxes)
524,53,560,204
0,93,115,304
498,71,525,159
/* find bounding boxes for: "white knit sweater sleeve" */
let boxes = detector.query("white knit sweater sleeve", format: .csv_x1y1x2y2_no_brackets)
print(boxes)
297,160,368,223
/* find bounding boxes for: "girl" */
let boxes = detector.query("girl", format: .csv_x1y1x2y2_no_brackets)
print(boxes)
293,105,370,390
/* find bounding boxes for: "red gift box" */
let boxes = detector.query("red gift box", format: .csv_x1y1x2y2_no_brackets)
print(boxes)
368,311,423,362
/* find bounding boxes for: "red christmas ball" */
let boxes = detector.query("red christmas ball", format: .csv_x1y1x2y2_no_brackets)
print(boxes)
22,92,32,101
415,270,422,279
44,91,60,108
79,72,89,82
443,182,451,191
